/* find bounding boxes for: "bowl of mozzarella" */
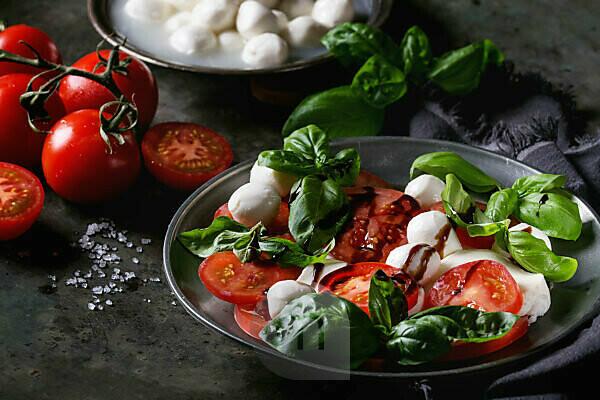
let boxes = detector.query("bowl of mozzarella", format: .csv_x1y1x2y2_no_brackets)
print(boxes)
88,0,391,74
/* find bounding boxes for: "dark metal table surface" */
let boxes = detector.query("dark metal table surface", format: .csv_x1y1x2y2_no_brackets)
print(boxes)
2,1,600,399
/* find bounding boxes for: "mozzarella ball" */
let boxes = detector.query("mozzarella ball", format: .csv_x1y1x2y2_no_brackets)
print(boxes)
312,0,354,28
169,25,217,54
164,11,193,33
237,1,280,39
408,288,425,316
386,243,441,286
404,174,445,208
439,249,551,323
165,0,197,11
228,182,281,226
296,257,348,286
407,211,462,258
242,33,289,67
254,0,280,7
279,0,314,18
218,30,245,51
284,16,327,47
250,162,297,197
125,0,173,22
192,0,240,32
272,10,289,31
267,280,315,318
509,223,552,250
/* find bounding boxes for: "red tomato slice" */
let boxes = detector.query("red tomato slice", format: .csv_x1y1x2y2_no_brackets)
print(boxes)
319,262,419,315
142,122,233,191
426,260,523,314
199,252,301,305
456,227,495,249
234,303,269,340
442,317,529,361
332,187,421,263
0,162,44,240
354,170,393,188
0,25,62,77
213,202,290,234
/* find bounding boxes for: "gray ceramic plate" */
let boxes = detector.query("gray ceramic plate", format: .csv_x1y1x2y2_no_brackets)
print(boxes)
88,0,392,75
163,137,600,379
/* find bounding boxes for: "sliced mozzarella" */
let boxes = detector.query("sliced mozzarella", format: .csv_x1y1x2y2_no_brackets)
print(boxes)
267,280,315,318
404,174,445,208
242,33,289,67
312,0,354,28
296,257,348,287
169,25,217,54
125,0,173,22
509,223,552,250
228,182,281,226
439,249,551,323
279,0,314,19
284,16,327,47
408,287,425,316
250,162,297,197
237,1,280,39
192,0,240,32
406,211,462,258
218,30,245,51
164,11,193,33
386,243,441,286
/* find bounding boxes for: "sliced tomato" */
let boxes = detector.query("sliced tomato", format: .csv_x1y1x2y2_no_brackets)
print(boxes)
332,187,421,263
319,262,419,315
354,170,393,188
456,227,495,249
0,162,44,240
199,252,301,305
234,303,269,340
442,317,529,361
213,201,290,234
142,122,233,191
426,260,523,313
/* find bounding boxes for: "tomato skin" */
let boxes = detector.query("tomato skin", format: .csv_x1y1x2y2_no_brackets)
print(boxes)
426,260,523,314
58,50,158,128
456,227,495,249
0,162,44,240
0,74,65,167
42,109,141,203
0,25,62,77
141,122,234,191
234,304,268,339
354,170,393,188
214,202,290,234
199,252,301,305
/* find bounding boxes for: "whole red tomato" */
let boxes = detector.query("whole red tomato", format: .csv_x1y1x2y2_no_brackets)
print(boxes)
42,109,141,203
0,24,62,77
58,50,158,129
0,73,65,167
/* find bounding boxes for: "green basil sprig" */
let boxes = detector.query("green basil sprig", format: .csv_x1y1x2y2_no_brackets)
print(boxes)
260,292,380,369
351,54,407,108
485,188,519,222
411,152,499,193
368,270,408,336
178,216,331,268
515,192,582,241
507,231,578,282
512,174,567,198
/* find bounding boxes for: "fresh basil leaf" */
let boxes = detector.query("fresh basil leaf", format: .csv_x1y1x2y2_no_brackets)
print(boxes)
323,148,361,187
428,40,504,95
442,173,473,216
178,216,250,257
282,124,330,162
466,219,510,237
410,306,519,343
352,54,407,108
386,319,451,365
512,174,567,198
411,152,499,193
260,292,380,369
368,270,408,335
257,150,320,177
485,188,518,222
283,86,385,139
515,192,582,240
321,22,401,67
231,223,264,262
289,176,351,253
399,25,432,83
507,231,578,282
258,237,333,268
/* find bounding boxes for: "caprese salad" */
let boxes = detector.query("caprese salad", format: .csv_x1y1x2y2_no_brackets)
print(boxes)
179,125,582,369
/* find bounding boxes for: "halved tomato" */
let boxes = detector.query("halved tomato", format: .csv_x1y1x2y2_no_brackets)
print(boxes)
332,187,421,263
430,201,495,249
199,252,301,305
0,162,44,240
319,262,419,315
426,260,523,314
142,122,233,191
214,201,290,234
354,170,393,188
234,303,269,340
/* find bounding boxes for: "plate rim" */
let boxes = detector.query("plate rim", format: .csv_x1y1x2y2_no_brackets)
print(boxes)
163,136,600,378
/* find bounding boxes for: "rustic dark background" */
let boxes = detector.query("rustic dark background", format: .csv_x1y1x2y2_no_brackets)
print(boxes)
1,1,599,399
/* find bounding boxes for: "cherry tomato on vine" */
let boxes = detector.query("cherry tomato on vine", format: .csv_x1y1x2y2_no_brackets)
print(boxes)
0,73,65,167
0,162,44,240
141,122,234,191
42,109,141,203
0,24,62,77
58,50,158,128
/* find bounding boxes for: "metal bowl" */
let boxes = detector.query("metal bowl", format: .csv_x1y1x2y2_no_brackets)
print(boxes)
163,137,600,379
88,0,392,75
